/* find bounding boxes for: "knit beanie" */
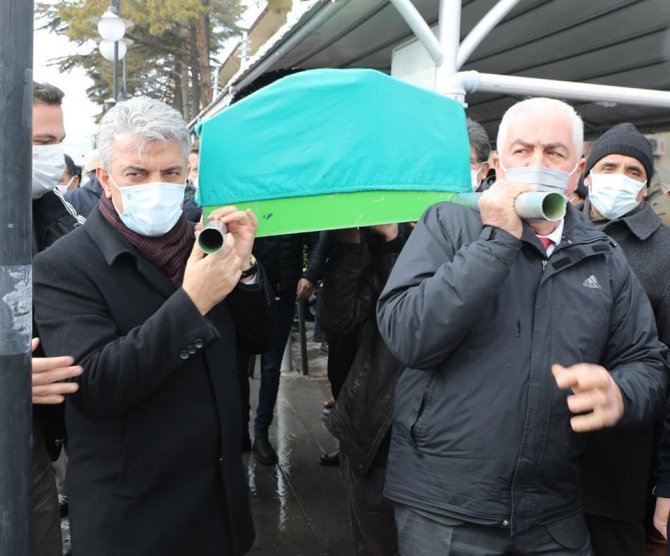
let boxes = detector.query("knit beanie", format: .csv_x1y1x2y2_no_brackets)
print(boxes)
584,123,654,182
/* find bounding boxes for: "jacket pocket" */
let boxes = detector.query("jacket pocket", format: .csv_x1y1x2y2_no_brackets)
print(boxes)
408,372,439,448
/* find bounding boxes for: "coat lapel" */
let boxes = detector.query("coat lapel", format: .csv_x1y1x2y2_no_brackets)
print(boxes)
84,208,177,299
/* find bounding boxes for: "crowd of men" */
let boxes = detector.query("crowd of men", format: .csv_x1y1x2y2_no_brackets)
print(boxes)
24,78,670,556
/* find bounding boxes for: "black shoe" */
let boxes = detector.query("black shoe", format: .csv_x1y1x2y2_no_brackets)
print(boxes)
241,430,252,452
252,436,278,465
319,450,339,467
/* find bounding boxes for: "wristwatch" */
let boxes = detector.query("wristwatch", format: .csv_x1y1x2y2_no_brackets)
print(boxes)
240,255,257,279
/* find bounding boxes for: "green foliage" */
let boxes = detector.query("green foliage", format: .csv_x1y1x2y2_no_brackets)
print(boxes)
36,0,243,117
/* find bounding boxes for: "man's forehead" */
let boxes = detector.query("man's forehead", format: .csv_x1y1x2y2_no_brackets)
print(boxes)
32,102,65,141
594,153,644,168
111,135,185,161
506,110,574,145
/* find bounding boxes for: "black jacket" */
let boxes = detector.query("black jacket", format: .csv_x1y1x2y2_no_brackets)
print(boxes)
32,191,82,458
581,202,670,521
253,232,321,294
320,231,405,474
64,173,103,218
376,202,668,534
33,208,275,556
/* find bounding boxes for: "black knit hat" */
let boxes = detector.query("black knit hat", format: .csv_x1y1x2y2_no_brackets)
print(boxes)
585,123,654,182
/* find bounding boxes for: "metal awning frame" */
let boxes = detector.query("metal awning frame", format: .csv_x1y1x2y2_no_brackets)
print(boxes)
395,0,670,108
190,0,670,129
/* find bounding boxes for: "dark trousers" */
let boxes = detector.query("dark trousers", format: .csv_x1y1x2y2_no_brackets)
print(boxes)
395,506,592,556
238,292,296,436
341,436,398,555
584,513,645,556
32,423,61,556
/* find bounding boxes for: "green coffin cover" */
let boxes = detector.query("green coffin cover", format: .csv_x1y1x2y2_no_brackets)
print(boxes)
197,68,470,236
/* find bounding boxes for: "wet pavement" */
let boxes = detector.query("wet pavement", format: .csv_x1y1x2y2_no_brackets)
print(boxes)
244,324,353,556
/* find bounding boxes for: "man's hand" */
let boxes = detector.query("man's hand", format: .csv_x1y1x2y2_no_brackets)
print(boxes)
182,232,242,315
296,278,315,301
552,363,625,432
654,497,670,539
370,223,399,242
31,338,82,404
207,206,258,271
479,180,533,239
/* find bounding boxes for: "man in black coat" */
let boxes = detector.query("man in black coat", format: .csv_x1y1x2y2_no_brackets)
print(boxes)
33,97,275,555
376,98,668,555
31,81,85,556
579,123,670,555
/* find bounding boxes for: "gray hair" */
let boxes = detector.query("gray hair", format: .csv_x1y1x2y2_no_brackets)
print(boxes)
466,117,491,163
97,97,191,169
496,97,584,160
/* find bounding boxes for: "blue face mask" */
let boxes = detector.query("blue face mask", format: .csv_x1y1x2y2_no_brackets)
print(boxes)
109,175,186,237
589,172,646,220
500,159,580,193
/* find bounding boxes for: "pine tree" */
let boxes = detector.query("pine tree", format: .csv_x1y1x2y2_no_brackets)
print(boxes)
36,0,243,118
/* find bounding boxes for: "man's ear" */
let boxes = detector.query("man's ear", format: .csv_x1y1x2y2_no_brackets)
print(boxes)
97,167,114,199
479,161,490,181
637,186,649,202
491,152,503,179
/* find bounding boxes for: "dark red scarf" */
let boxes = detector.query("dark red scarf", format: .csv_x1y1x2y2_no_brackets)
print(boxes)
98,194,194,284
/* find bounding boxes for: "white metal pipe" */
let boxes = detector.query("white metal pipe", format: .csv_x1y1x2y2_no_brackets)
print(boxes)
457,70,670,107
457,0,522,70
434,0,464,102
389,0,443,65
437,0,459,76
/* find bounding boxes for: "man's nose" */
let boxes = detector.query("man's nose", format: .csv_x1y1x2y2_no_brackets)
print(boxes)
529,150,545,167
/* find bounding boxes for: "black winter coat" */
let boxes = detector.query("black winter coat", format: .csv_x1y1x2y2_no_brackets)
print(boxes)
377,202,668,534
252,232,321,294
320,232,405,474
580,202,670,521
33,190,82,457
64,173,103,218
33,208,275,556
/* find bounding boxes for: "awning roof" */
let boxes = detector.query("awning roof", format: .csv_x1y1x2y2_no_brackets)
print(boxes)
200,0,670,139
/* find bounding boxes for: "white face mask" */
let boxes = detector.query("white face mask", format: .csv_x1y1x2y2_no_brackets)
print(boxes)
470,166,481,191
588,172,646,220
56,176,76,195
32,144,66,199
500,158,579,193
109,175,186,237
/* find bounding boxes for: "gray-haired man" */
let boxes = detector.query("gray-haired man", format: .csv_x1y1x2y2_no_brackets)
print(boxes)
33,97,275,555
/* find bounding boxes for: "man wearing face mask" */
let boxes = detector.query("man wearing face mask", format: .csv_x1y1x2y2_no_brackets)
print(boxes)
31,81,85,556
57,154,82,194
467,117,492,192
65,149,105,218
32,96,275,555
577,123,670,556
376,97,668,555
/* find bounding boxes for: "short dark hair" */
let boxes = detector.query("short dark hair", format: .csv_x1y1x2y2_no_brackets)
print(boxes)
33,82,64,106
466,117,491,163
63,154,82,182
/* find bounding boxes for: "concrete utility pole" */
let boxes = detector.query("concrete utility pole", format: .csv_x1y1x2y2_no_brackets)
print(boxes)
0,0,35,553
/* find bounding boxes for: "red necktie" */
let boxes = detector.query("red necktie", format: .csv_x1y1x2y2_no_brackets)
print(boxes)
538,236,553,253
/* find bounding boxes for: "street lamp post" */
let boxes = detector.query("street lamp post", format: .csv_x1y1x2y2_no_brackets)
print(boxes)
97,0,126,101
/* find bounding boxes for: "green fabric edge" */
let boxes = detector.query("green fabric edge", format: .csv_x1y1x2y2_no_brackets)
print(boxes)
202,190,456,237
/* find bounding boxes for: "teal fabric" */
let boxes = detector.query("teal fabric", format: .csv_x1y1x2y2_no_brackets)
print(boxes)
197,68,470,206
